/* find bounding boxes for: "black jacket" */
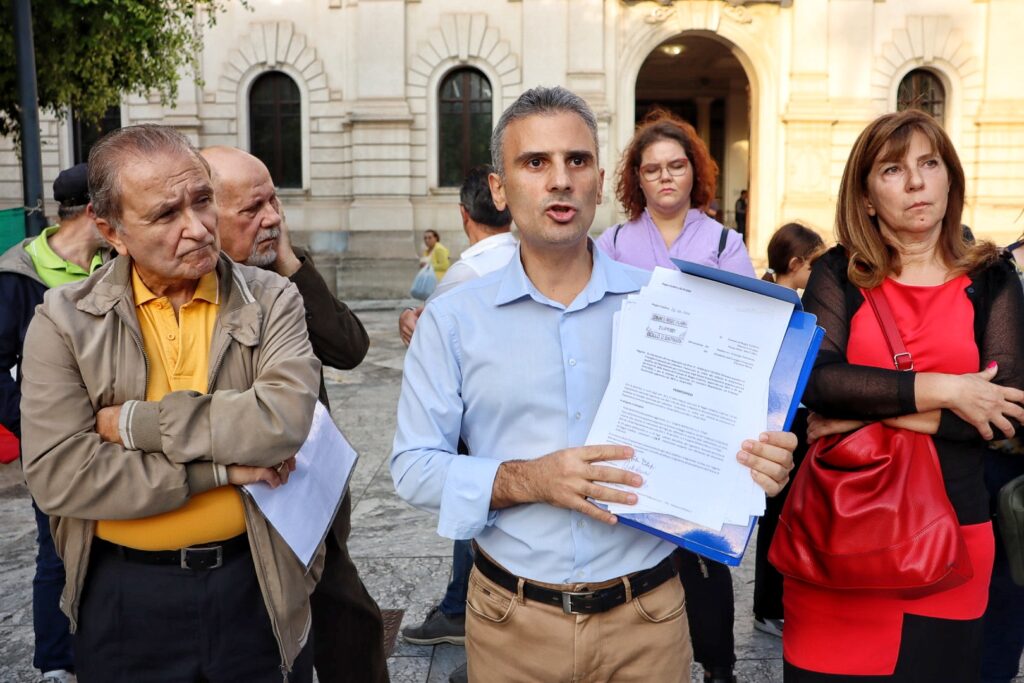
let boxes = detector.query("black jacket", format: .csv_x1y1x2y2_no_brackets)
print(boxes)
0,239,48,438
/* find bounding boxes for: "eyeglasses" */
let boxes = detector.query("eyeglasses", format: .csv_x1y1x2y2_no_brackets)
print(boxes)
639,159,689,182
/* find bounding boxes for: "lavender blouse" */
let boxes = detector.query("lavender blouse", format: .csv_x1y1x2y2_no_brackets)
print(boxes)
595,208,755,278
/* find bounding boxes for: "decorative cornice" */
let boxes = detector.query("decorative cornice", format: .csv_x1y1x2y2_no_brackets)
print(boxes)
407,13,520,90
213,21,330,102
870,14,982,110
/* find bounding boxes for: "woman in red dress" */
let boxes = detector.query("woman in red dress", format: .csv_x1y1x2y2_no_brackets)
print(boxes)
785,110,1024,681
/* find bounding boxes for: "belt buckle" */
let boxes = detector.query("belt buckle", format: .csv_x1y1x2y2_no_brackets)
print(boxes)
180,545,223,570
561,590,595,615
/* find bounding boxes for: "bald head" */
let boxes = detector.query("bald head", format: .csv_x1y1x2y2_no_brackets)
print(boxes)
200,146,281,267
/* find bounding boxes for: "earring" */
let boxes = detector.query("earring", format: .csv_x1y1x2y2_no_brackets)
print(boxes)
866,204,876,216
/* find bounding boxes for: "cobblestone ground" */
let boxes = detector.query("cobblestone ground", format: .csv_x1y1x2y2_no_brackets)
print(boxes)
2,307,1022,682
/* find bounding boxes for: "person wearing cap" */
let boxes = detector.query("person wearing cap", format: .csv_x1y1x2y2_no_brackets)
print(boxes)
0,163,108,683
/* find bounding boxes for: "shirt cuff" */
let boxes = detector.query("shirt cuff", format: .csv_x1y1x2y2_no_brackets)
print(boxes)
437,456,502,540
186,462,220,496
120,399,162,453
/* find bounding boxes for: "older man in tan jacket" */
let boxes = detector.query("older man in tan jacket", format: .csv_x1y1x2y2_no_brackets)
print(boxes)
20,125,323,682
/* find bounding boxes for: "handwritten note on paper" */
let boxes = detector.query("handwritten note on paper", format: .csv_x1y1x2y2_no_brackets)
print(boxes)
244,402,357,569
588,267,793,530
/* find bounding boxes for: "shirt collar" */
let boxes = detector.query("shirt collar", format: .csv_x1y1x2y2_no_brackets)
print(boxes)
132,267,219,307
460,231,516,259
494,239,643,310
26,225,103,275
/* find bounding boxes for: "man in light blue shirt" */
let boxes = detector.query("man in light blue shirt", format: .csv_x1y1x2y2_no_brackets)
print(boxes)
391,86,795,682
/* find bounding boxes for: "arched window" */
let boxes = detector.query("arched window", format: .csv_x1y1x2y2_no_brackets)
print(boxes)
249,71,302,188
897,69,945,124
438,68,493,187
72,105,121,165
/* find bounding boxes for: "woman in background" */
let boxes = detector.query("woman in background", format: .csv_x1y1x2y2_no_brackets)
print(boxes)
980,235,1024,683
753,223,825,638
597,108,752,683
421,229,450,280
596,109,753,279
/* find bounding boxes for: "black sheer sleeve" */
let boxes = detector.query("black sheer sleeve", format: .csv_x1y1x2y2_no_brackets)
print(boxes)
800,247,917,420
935,257,1024,441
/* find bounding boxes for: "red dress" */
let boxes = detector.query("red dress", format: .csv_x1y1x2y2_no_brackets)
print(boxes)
783,275,995,678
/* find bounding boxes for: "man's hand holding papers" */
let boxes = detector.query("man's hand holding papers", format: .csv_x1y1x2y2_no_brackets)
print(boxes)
587,266,797,532
491,445,643,525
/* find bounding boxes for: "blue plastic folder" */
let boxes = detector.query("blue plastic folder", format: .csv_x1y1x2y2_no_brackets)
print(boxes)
612,259,825,566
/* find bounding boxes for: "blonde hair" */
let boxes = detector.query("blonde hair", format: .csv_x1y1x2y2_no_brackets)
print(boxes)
835,109,997,288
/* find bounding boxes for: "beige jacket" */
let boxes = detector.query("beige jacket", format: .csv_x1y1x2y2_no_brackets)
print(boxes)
20,254,325,674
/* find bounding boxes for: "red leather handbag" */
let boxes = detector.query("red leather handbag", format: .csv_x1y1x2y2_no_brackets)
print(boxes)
768,287,973,596
768,422,972,594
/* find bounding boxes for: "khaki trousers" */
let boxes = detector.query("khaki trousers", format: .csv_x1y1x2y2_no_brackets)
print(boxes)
465,563,692,683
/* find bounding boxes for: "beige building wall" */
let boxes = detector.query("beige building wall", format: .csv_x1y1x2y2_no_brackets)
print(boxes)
2,0,1022,270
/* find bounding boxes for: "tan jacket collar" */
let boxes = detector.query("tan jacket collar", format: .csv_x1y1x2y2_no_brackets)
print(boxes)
76,254,264,347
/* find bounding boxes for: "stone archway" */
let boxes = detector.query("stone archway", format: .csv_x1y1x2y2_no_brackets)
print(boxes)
616,5,779,256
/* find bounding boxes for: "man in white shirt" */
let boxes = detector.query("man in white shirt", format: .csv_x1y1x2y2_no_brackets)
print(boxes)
398,165,515,345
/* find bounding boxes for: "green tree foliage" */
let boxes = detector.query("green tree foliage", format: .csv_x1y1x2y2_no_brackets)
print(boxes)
0,0,240,140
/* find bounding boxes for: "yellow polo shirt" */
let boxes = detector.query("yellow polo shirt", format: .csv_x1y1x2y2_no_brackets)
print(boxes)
95,268,247,549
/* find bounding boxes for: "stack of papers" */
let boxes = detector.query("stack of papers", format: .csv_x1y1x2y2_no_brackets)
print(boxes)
586,266,794,533
244,402,358,570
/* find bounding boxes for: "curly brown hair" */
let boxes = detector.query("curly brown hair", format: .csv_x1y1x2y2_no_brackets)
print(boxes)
615,108,719,222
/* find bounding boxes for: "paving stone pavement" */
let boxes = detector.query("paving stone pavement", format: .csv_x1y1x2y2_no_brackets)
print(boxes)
2,307,1023,682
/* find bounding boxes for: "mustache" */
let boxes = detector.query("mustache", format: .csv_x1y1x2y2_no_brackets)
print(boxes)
255,228,281,243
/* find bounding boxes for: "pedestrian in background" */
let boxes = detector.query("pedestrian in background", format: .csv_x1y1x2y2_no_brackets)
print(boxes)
979,234,1024,683
421,229,450,280
752,222,825,639
0,163,108,683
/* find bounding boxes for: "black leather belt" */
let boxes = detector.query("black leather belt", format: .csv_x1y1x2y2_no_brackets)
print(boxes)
92,534,249,571
473,550,679,615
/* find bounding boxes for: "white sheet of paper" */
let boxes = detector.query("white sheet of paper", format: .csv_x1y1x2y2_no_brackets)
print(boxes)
243,402,357,569
589,267,792,529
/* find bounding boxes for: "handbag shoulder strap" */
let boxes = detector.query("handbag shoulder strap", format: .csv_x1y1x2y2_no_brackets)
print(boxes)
863,286,914,371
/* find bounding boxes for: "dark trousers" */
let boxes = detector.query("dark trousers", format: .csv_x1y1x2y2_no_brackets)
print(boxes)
679,549,736,670
310,491,390,683
981,451,1024,683
438,540,473,617
74,536,312,683
31,499,73,673
754,409,810,620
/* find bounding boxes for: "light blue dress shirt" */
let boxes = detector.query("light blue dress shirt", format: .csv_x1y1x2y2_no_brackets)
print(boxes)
391,243,677,584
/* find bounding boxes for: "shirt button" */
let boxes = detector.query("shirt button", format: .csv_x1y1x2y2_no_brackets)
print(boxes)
577,519,585,529
569,358,577,367
575,411,582,420
167,333,176,341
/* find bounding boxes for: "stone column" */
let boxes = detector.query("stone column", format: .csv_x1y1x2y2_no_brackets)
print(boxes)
972,0,1024,241
695,96,713,147
347,0,414,261
779,0,835,249
722,80,749,230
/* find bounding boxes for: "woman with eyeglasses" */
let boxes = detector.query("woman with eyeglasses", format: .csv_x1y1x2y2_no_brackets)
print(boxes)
595,108,753,683
596,109,754,280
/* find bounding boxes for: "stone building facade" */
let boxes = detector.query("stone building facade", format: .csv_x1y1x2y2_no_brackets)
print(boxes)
2,0,1023,295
